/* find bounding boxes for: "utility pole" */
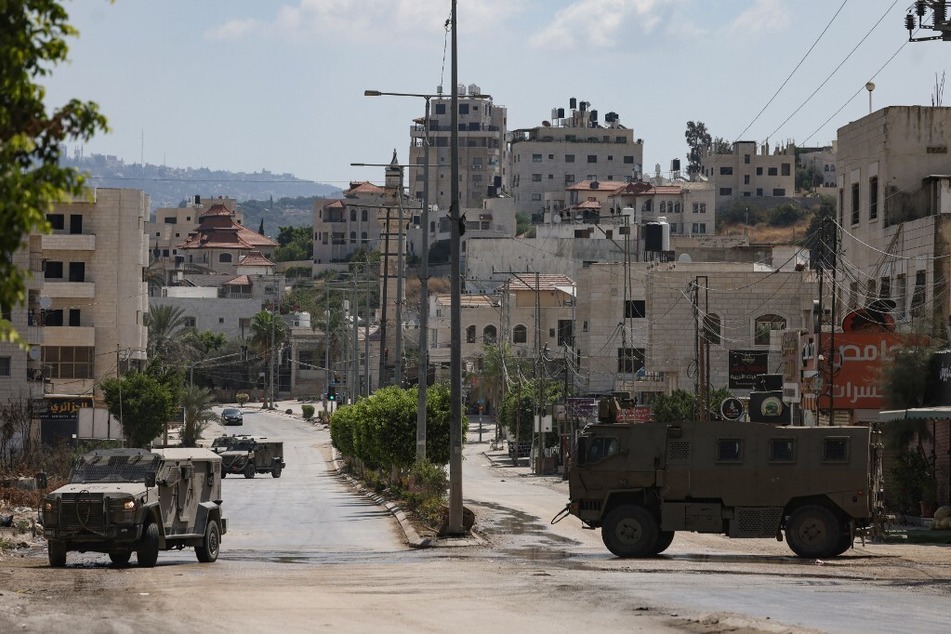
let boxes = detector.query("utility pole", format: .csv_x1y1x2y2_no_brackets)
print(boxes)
417,96,431,461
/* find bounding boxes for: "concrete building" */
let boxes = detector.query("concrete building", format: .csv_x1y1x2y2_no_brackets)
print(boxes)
701,140,796,209
835,106,951,334
313,182,385,265
798,144,838,189
407,83,507,211
510,98,644,221
0,189,149,439
177,202,277,275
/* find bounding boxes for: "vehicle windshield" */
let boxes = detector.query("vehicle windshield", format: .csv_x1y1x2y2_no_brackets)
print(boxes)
212,436,255,451
69,451,161,484
222,408,240,416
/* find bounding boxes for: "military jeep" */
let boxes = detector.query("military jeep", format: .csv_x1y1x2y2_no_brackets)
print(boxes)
41,448,226,567
212,434,285,478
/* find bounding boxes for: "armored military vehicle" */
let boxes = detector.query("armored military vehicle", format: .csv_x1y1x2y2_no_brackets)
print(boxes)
41,448,226,567
559,420,884,559
212,434,285,478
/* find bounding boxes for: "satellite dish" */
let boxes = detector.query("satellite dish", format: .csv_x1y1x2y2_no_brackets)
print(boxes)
678,253,693,263
29,347,41,361
39,295,51,309
552,213,561,224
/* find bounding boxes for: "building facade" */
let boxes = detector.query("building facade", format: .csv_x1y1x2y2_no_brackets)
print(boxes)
701,141,796,209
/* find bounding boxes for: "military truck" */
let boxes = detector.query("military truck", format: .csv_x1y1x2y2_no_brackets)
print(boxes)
212,434,285,478
41,448,226,568
559,420,884,559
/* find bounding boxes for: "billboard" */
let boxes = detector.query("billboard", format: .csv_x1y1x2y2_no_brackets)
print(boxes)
729,350,769,389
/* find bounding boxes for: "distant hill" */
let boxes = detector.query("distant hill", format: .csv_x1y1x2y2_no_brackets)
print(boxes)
61,153,342,232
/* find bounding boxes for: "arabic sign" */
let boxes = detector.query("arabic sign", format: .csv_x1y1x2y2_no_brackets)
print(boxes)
566,397,598,419
729,350,769,389
43,397,94,420
804,332,902,410
931,350,951,406
615,406,652,423
720,397,744,420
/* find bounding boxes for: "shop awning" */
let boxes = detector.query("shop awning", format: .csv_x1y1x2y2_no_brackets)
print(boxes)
878,407,951,422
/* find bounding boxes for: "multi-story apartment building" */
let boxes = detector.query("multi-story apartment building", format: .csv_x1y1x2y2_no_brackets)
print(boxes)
835,106,951,332
510,98,644,220
313,182,385,265
701,140,796,209
407,83,507,211
0,188,149,439
798,144,838,188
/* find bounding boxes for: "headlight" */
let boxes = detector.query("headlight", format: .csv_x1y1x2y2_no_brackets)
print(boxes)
43,501,54,512
123,499,136,511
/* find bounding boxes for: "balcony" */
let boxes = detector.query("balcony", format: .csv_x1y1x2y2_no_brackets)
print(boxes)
40,233,96,251
40,281,96,299
41,326,96,347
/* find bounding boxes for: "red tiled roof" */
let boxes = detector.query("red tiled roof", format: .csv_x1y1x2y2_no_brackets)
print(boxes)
504,273,575,292
239,250,274,267
344,181,384,196
224,275,251,286
178,206,277,250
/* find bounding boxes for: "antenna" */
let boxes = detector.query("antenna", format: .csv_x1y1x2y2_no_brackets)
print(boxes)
934,71,946,106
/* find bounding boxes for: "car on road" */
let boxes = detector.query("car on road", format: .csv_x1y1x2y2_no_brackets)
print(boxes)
221,408,243,426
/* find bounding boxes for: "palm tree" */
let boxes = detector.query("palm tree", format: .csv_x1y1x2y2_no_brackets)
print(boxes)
179,385,218,447
145,305,190,367
249,309,289,408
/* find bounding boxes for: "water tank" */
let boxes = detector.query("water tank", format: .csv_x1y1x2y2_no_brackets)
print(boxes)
468,83,481,96
570,97,577,109
644,218,670,252
457,83,466,96
671,159,681,172
293,312,311,329
557,108,565,118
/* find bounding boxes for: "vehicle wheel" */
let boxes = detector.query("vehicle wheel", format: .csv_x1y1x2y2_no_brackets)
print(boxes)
48,540,67,568
271,467,282,478
785,505,842,558
243,462,255,479
601,504,660,558
653,530,675,555
109,551,132,566
137,522,160,568
195,519,221,563
828,531,853,557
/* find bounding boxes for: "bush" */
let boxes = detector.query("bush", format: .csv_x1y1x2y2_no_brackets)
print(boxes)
301,404,315,419
236,393,249,405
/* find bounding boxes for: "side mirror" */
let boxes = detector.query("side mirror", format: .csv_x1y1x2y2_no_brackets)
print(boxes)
144,473,156,488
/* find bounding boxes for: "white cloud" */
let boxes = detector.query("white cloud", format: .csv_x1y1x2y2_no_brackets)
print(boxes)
529,0,673,51
724,0,790,37
204,18,262,42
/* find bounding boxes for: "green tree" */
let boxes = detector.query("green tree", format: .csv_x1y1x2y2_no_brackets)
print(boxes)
651,389,697,423
179,385,218,447
249,309,288,407
684,121,711,175
1,1,108,343
273,225,313,262
145,305,191,366
101,371,176,448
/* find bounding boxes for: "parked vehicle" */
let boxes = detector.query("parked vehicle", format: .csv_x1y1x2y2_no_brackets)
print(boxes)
557,419,884,559
221,407,243,426
212,434,285,478
41,448,226,567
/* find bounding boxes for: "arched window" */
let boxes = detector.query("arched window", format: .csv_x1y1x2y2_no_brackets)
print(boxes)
350,231,357,244
702,313,721,345
361,209,368,222
361,232,368,244
513,324,528,344
754,314,786,346
466,325,476,343
350,209,357,222
660,201,667,213
483,325,497,344
218,253,232,263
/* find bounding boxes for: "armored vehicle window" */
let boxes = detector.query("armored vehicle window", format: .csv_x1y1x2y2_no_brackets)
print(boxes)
716,439,742,463
768,438,796,463
586,436,619,464
822,437,850,463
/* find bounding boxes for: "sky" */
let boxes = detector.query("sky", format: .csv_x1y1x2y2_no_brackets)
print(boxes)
42,0,950,190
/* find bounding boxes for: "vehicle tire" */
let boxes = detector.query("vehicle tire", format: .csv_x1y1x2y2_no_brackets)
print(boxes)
137,522,160,568
48,540,67,568
243,462,255,479
271,467,282,479
785,505,842,558
828,531,853,557
601,504,660,558
653,530,675,555
195,519,220,563
109,551,132,566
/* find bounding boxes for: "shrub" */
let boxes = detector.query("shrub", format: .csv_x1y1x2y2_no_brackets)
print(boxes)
301,404,315,419
236,393,250,405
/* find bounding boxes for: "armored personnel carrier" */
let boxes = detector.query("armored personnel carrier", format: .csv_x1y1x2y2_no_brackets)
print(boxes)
559,419,884,559
41,447,226,567
212,434,285,478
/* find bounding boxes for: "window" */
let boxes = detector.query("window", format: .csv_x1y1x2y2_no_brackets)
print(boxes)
532,154,542,162
769,438,795,463
617,347,644,373
532,174,542,182
466,325,476,343
42,346,94,379
624,156,634,164
350,231,357,244
756,167,763,176
557,319,573,347
744,175,750,185
531,194,542,201
361,232,368,244
756,188,763,196
47,214,65,230
851,183,860,224
69,214,83,234
744,154,751,164
772,188,786,196
68,262,85,282
625,300,646,319
566,154,575,163
869,176,878,220
692,202,706,214
587,155,597,163
183,317,196,328
219,253,232,263
719,167,733,175
781,163,791,176
44,261,64,279
719,187,732,196
717,439,742,462
361,209,368,222
584,436,619,464
512,324,527,344
702,313,721,345
435,103,446,115
880,276,891,299
69,309,80,327
754,314,786,345
483,325,497,344
0,356,10,377
767,167,778,176
822,437,849,463
692,222,707,234
350,210,356,222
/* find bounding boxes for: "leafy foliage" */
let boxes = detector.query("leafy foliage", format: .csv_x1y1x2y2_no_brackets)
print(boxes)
651,389,697,423
179,385,218,447
273,225,313,262
0,0,108,343
100,371,177,448
684,121,711,175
